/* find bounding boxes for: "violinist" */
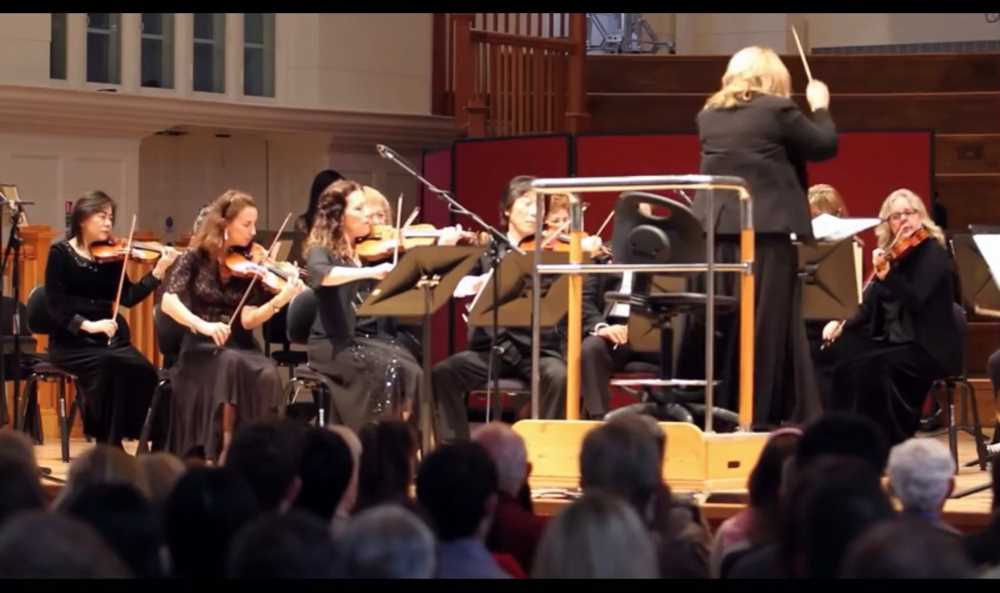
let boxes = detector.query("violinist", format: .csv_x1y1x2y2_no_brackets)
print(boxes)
161,190,305,461
431,175,568,441
44,190,180,448
362,184,393,226
821,189,960,445
303,180,427,433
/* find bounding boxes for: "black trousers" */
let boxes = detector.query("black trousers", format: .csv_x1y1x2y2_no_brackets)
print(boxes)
678,235,822,427
580,335,660,417
826,328,940,445
431,348,568,442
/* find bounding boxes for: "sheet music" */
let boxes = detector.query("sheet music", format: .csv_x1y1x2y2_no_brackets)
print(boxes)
811,214,881,242
455,270,493,300
973,234,1000,291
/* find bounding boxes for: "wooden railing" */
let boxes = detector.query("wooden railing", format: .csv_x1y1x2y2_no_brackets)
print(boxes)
439,13,589,137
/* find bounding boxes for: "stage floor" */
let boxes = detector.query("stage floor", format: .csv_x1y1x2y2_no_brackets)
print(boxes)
32,430,997,532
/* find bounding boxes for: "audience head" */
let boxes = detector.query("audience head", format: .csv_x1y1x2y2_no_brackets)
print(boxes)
887,437,955,515
63,482,166,578
225,419,305,512
0,450,45,527
357,420,418,511
295,427,354,523
533,492,659,579
416,441,498,542
164,466,259,578
750,427,802,507
840,517,973,578
55,444,148,510
783,455,895,578
338,504,436,578
0,512,130,578
327,424,362,516
579,421,662,523
607,413,667,463
227,511,338,578
138,452,186,511
0,429,37,468
797,412,890,474
472,422,529,498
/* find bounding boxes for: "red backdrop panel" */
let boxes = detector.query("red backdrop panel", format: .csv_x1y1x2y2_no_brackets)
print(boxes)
451,135,572,352
421,148,454,365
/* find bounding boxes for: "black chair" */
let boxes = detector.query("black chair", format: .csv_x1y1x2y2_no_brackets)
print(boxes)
604,191,739,429
283,288,342,427
929,303,989,472
18,286,85,463
136,304,186,455
262,307,307,381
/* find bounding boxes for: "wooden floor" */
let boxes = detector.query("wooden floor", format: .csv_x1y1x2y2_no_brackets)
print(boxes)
33,429,997,532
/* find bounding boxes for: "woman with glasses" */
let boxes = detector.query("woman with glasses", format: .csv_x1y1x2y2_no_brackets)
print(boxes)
821,188,960,444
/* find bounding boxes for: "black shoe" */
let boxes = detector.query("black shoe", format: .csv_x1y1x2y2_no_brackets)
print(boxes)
918,409,944,432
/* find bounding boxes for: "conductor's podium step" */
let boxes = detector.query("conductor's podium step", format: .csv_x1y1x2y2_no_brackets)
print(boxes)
513,419,769,493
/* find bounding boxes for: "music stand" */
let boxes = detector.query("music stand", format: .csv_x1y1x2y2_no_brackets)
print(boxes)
797,239,862,320
467,251,571,329
357,245,484,453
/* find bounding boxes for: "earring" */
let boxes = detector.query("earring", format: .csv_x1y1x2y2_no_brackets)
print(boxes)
224,229,229,241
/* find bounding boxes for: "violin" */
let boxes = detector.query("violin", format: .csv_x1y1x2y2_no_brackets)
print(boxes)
90,238,181,263
224,242,307,293
518,231,611,259
355,224,480,263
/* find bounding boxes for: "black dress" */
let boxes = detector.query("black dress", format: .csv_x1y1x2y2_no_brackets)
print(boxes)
825,238,961,445
688,94,838,427
45,240,160,444
305,248,423,433
163,249,285,460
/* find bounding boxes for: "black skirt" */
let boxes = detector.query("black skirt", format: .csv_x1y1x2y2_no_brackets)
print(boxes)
49,338,158,444
306,335,423,432
166,334,284,460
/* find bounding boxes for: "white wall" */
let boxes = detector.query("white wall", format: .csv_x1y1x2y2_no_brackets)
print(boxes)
0,132,139,234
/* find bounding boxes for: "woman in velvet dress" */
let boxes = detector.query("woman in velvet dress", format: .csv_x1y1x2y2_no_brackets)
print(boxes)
161,190,304,461
45,191,179,446
303,180,428,433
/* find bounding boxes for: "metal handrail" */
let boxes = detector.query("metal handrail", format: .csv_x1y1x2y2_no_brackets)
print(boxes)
527,174,755,432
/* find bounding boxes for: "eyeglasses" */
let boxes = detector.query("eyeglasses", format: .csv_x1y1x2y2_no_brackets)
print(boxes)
885,209,918,223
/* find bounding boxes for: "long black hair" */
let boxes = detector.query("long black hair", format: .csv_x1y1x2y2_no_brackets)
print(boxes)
297,169,344,233
67,191,116,240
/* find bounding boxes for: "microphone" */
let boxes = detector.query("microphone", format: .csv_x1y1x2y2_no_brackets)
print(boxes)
376,144,396,161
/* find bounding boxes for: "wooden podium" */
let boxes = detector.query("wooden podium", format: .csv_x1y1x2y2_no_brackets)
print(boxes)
513,419,769,493
2,225,161,441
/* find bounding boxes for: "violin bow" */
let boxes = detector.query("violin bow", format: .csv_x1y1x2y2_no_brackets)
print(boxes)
392,194,404,266
595,210,615,238
226,212,293,330
791,25,813,82
108,214,138,345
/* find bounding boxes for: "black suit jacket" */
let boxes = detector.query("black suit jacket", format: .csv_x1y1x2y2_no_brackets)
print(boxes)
693,94,838,238
582,268,623,335
844,239,962,377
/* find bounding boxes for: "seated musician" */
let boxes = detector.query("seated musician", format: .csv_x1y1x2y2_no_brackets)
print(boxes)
431,176,568,442
45,191,179,448
578,202,663,420
805,183,852,409
822,188,961,445
303,180,443,435
161,190,304,461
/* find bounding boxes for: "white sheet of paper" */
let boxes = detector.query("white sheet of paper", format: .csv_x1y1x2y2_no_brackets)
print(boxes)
454,271,492,299
973,234,1000,288
811,214,881,242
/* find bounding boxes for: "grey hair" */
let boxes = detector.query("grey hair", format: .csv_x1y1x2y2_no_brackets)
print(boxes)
532,492,659,578
337,504,436,579
887,438,955,513
472,422,528,497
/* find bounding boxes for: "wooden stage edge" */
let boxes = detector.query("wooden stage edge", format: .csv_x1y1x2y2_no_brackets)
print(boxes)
31,427,996,534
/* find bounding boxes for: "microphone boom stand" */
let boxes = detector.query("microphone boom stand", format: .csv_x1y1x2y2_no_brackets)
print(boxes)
376,144,524,423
